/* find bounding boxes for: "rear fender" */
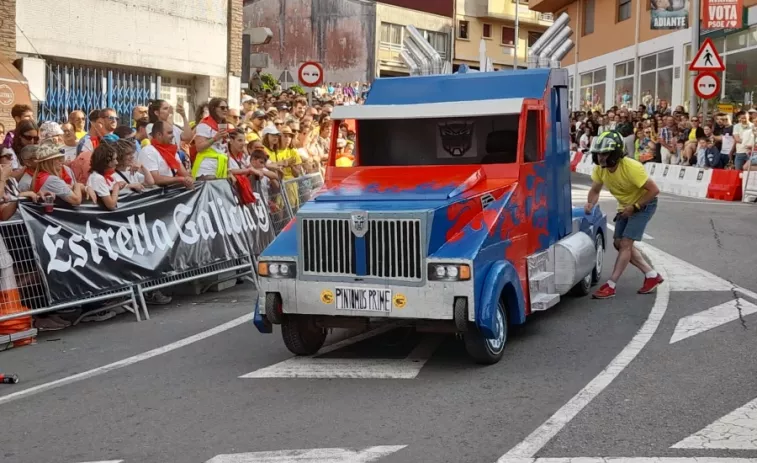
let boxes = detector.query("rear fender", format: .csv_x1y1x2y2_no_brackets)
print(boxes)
477,260,526,338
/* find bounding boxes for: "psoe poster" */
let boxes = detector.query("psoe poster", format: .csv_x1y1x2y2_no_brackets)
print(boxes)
650,0,690,30
703,0,743,29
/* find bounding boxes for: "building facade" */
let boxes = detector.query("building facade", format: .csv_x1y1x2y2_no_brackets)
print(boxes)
454,0,554,71
3,0,243,130
245,0,453,83
528,0,757,113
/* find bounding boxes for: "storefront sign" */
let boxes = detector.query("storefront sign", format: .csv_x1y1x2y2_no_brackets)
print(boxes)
717,103,735,113
19,180,274,305
0,60,32,129
703,0,743,29
650,0,689,29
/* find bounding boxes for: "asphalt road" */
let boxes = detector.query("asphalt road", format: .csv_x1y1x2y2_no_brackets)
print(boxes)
0,172,755,463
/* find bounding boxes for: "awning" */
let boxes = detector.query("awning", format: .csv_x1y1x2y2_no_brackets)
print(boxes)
331,98,525,120
0,60,33,127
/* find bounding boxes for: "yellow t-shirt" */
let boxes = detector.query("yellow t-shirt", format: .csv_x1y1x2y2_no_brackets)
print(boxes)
246,131,260,143
591,158,649,210
267,147,302,179
75,130,87,141
688,129,697,142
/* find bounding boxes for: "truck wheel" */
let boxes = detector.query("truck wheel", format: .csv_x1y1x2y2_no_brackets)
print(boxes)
464,298,507,365
591,232,604,285
281,315,326,355
265,293,283,325
453,298,468,332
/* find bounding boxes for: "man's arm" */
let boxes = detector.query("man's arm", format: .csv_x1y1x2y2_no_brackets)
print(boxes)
636,178,660,208
584,181,603,214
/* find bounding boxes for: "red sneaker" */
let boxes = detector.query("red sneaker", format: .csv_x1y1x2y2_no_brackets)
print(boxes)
638,274,664,294
592,283,616,299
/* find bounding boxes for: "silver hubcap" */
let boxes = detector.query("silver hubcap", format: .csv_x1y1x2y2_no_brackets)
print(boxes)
486,307,506,354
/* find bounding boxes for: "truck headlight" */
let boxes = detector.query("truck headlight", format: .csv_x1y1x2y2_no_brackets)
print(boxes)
428,263,471,281
258,261,297,279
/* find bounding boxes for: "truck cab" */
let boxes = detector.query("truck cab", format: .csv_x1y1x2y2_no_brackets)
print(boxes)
253,68,607,364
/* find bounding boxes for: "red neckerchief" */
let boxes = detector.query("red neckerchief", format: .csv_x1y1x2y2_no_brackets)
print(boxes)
230,149,245,165
59,167,73,186
90,135,100,150
24,168,34,177
32,172,50,193
104,168,116,183
151,142,181,171
200,116,220,131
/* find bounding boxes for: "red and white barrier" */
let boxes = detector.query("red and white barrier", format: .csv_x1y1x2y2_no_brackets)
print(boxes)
569,152,747,202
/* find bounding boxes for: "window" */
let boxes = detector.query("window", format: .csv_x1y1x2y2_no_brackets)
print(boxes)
617,0,632,22
524,110,543,163
579,68,606,111
614,60,634,107
502,27,515,47
380,22,403,45
528,32,543,47
483,23,492,39
458,20,469,39
421,30,450,59
583,0,595,35
639,50,674,112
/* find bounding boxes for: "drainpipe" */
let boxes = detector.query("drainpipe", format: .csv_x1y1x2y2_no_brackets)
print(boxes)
514,0,520,69
574,0,581,111
633,0,641,108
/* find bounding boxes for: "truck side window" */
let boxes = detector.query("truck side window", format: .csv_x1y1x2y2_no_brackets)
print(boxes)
524,110,544,163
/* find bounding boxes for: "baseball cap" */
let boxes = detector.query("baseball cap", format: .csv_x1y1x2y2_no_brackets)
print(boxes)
261,126,281,137
252,110,267,119
242,95,254,104
39,121,64,141
748,108,757,114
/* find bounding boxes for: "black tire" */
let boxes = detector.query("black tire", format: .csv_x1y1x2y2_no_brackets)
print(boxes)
281,315,327,355
453,298,468,332
464,298,508,365
592,232,604,285
265,293,283,325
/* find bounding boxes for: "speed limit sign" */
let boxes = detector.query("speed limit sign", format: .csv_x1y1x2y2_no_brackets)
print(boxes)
298,61,324,88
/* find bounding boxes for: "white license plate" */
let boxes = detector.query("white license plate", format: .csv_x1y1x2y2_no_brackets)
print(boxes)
335,287,392,312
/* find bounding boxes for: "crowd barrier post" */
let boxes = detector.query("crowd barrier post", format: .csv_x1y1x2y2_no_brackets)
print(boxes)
742,169,757,202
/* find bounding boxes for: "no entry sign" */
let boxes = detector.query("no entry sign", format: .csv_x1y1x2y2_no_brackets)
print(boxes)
703,0,743,29
694,72,721,100
298,61,324,88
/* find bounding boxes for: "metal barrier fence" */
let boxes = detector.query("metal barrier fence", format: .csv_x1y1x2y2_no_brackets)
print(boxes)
0,172,325,340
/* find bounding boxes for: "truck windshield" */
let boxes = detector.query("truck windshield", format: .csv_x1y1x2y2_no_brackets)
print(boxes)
355,114,520,167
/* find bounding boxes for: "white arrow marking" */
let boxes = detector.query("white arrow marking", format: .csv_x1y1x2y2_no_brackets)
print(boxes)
498,458,757,462
205,445,407,463
672,397,757,450
73,461,124,463
670,298,757,344
241,332,442,379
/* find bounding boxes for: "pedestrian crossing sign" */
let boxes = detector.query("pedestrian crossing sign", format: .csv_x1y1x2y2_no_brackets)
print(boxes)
689,38,726,72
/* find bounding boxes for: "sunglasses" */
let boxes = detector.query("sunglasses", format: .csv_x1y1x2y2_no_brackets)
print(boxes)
218,106,229,110
21,134,40,142
106,116,119,121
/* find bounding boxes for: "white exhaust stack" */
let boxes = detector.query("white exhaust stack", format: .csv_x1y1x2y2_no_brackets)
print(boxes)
539,26,573,62
527,12,570,69
550,39,575,67
400,50,421,75
404,25,443,75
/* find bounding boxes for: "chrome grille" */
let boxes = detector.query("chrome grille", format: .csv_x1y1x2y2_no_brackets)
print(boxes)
301,217,424,281
365,219,422,280
302,218,355,275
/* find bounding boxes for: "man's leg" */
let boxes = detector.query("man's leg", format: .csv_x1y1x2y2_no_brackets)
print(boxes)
622,199,664,294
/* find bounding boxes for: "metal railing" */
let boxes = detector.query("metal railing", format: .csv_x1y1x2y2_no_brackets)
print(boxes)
0,173,325,336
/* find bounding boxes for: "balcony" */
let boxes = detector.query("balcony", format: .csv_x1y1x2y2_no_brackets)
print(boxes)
527,0,573,13
482,0,555,27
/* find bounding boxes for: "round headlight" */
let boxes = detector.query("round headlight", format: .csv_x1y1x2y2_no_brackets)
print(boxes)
435,266,446,278
269,263,280,275
446,266,459,278
279,264,289,275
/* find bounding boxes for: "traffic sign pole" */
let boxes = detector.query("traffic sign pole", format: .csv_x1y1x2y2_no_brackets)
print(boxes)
689,0,700,115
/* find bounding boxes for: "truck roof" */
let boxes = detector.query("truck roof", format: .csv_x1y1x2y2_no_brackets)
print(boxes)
332,68,552,121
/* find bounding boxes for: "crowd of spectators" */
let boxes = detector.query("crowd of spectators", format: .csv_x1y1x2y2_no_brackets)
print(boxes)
570,104,757,171
0,82,366,335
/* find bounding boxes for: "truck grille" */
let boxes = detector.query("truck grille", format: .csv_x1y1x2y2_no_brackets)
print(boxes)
301,217,424,280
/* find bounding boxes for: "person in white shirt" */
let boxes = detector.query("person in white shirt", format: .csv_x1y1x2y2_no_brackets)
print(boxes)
86,142,124,211
114,139,154,188
146,99,193,148
732,110,754,170
137,121,194,189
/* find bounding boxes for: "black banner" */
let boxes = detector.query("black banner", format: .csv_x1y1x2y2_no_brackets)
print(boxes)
19,180,275,305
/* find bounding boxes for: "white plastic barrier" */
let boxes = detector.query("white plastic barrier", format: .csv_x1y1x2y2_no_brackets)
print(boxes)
574,158,715,201
743,169,757,202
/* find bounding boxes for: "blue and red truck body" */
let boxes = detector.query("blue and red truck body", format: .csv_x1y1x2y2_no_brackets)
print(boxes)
253,67,606,364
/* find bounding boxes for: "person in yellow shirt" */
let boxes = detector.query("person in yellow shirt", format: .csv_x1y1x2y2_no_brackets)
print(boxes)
262,125,302,211
68,110,87,140
584,130,662,300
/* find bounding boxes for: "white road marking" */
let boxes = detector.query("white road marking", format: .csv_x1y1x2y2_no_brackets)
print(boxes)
498,458,757,463
670,298,757,344
0,313,254,407
498,241,670,460
604,223,654,240
241,329,442,379
74,461,123,463
672,397,757,450
205,445,407,463
639,244,736,292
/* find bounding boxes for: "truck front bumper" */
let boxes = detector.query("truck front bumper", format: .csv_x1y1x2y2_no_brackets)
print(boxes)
258,278,475,322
